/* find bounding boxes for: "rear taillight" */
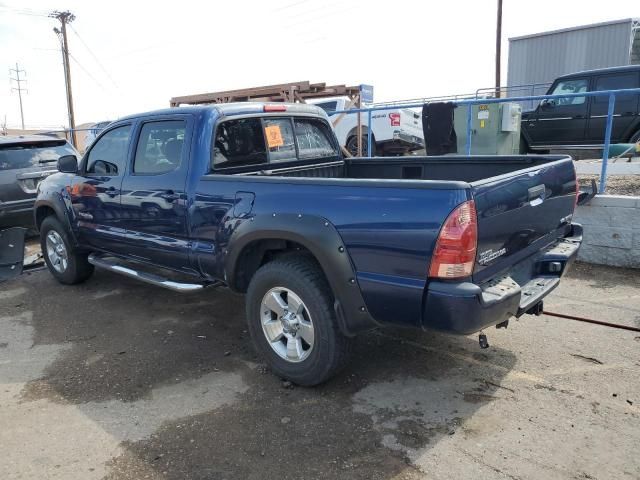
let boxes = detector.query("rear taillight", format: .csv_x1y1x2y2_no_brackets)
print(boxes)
389,113,401,126
573,163,579,212
429,200,478,279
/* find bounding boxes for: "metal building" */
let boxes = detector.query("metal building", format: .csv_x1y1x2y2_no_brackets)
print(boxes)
507,18,640,95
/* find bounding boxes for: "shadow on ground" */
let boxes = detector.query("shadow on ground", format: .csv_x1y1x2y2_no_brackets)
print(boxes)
9,269,518,480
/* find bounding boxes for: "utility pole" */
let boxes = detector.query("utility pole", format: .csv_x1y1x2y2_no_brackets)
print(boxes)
50,10,77,146
9,63,27,130
495,0,503,98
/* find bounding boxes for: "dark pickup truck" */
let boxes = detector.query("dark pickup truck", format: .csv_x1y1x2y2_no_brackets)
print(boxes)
34,102,582,385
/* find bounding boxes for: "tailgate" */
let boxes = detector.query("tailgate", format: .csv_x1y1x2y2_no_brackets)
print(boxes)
400,109,422,136
471,157,576,284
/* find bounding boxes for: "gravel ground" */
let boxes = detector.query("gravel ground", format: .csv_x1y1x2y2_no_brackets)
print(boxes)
1,262,639,480
578,174,640,196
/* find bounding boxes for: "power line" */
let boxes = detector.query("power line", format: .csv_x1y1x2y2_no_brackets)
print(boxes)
9,62,27,129
67,50,110,92
0,5,48,17
69,24,119,89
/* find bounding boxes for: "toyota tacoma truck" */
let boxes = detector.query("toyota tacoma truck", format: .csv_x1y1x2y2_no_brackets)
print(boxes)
34,102,582,385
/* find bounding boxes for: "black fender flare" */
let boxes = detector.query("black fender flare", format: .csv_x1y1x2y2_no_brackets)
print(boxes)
33,191,78,245
224,213,379,336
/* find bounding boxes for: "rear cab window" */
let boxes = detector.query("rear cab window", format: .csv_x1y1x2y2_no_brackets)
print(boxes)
212,115,338,172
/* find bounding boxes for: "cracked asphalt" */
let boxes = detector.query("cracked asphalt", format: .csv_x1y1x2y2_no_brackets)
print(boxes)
1,262,639,480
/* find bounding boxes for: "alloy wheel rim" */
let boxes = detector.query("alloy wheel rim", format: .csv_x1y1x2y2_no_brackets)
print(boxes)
45,231,68,273
260,287,315,363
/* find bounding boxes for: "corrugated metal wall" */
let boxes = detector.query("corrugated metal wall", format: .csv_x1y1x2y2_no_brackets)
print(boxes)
507,19,634,89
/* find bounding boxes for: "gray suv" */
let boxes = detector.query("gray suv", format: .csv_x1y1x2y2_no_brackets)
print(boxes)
0,135,78,229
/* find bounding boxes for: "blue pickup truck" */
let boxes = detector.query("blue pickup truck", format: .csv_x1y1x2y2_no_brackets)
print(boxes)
34,102,582,385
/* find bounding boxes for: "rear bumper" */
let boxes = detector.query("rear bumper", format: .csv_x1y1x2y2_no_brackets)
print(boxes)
383,131,424,151
422,223,582,335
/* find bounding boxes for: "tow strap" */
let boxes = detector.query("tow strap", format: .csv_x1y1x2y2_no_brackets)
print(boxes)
543,310,640,333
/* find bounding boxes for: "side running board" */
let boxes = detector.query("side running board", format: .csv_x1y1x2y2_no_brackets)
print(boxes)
88,254,220,293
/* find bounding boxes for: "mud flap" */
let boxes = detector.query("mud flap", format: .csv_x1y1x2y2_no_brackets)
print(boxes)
0,227,26,282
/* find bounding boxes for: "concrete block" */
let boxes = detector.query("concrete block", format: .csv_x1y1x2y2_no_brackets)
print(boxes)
608,207,640,227
583,225,633,248
605,248,640,269
589,195,639,208
577,243,609,266
632,231,640,250
573,206,612,226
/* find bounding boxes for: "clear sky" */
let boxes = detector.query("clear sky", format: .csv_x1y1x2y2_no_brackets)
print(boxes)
1,0,638,129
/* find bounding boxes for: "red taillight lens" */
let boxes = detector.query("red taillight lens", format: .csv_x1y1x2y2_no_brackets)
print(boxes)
264,104,287,112
389,113,401,126
429,200,478,279
573,163,579,212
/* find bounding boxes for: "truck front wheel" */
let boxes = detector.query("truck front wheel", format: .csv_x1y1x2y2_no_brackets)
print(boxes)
246,256,353,386
40,216,94,285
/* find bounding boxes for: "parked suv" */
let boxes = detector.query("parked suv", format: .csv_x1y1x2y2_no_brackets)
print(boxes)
521,65,640,151
0,135,78,229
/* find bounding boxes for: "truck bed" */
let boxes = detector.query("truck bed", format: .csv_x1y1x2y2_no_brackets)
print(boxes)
198,154,577,331
236,154,569,183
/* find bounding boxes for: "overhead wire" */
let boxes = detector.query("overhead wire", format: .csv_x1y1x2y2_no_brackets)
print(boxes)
0,5,48,17
68,24,119,89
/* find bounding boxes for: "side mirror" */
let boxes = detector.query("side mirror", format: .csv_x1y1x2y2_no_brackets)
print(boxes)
540,99,555,110
57,155,78,173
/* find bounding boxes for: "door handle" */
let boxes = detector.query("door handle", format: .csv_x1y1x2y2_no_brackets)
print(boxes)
159,190,179,202
574,115,584,119
105,187,119,197
528,184,546,206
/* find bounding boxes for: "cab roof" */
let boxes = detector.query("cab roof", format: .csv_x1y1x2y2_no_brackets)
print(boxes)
118,102,327,122
558,64,640,80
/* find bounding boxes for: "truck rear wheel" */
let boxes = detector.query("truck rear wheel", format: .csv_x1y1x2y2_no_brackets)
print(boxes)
40,216,94,285
246,256,352,386
346,135,376,157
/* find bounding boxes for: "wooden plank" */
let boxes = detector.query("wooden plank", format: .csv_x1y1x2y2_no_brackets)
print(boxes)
331,94,359,128
170,81,364,106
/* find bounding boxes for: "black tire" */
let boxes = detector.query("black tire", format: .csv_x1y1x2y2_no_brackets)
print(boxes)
346,135,376,157
40,216,94,285
246,256,353,386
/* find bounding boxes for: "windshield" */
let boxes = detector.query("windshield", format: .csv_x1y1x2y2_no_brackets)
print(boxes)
0,141,76,171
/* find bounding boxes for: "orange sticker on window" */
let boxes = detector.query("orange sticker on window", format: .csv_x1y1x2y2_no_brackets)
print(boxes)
265,125,284,148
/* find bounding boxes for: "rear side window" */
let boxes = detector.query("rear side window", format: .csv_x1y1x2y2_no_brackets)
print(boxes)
294,119,338,159
86,125,132,175
263,118,297,163
594,73,640,103
213,118,267,169
0,141,76,171
134,120,186,174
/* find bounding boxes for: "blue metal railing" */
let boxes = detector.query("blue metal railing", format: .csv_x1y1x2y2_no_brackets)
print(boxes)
328,87,640,193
